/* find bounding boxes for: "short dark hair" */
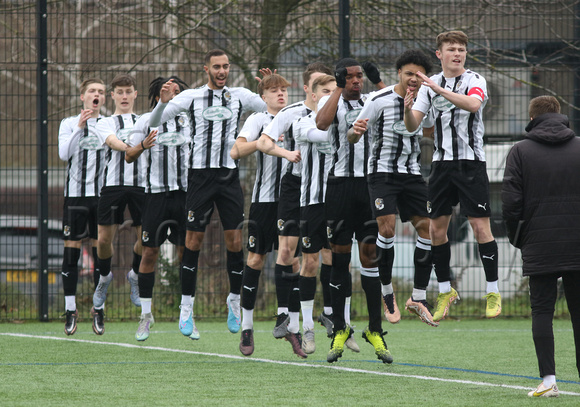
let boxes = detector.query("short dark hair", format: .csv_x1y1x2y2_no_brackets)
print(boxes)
395,50,433,75
529,95,560,119
110,74,137,91
335,58,360,71
80,78,104,94
436,30,469,50
204,49,227,66
302,62,332,86
148,76,189,109
257,74,291,96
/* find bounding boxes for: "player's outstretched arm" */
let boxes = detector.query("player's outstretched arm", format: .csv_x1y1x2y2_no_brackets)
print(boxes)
348,118,368,144
316,67,346,130
230,137,258,160
404,88,424,133
417,71,481,113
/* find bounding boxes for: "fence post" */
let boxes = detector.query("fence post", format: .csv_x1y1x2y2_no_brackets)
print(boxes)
339,0,350,59
37,0,49,322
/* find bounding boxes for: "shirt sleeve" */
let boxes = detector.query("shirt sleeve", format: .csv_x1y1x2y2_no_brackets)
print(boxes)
262,109,288,141
95,117,116,147
467,73,487,103
238,113,263,142
58,116,83,161
149,90,191,127
412,84,432,115
317,95,330,111
239,88,267,113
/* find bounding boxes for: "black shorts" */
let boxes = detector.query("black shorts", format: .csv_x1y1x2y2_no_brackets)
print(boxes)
325,176,378,246
62,196,99,240
97,186,145,226
186,168,244,232
367,172,429,222
300,204,329,253
428,160,491,218
276,173,300,237
247,202,279,254
141,190,186,247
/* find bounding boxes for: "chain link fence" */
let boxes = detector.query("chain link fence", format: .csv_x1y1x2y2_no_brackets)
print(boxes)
1,0,579,321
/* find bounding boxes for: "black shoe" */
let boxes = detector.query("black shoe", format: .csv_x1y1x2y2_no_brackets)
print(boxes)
63,310,78,336
91,307,105,335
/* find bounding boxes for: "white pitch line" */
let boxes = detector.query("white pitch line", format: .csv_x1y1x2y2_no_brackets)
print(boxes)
3,333,580,396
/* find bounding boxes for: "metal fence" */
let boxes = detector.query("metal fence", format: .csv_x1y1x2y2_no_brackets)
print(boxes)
1,0,579,322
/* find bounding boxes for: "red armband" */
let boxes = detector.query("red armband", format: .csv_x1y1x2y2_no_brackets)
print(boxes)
468,87,485,101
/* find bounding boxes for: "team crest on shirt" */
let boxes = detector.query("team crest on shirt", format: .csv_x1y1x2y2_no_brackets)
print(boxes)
302,236,312,249
248,236,256,248
142,231,150,243
392,120,420,137
426,201,432,214
157,131,187,147
326,226,333,239
277,219,285,231
432,96,455,112
345,108,363,126
188,211,195,222
375,198,385,211
224,91,231,101
202,106,233,121
63,225,71,237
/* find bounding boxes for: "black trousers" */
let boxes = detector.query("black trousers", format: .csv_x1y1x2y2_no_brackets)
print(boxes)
529,272,580,378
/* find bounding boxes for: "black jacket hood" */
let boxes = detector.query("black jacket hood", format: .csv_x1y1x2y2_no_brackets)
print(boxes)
524,113,575,145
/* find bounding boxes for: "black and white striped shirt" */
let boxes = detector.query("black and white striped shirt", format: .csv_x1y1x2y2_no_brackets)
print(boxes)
318,94,370,178
150,85,266,170
96,113,144,188
129,112,190,194
58,114,105,197
262,101,312,178
295,112,332,207
413,70,488,162
356,85,432,175
238,111,284,203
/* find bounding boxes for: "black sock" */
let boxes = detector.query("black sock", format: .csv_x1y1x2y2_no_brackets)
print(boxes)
299,276,317,302
432,242,451,282
376,236,395,285
479,240,499,282
288,272,301,313
413,242,432,290
180,248,199,296
98,256,112,277
275,264,292,308
330,252,350,331
320,263,332,308
62,247,80,296
227,250,244,295
132,251,142,275
241,266,261,310
138,271,155,298
361,273,382,333
92,247,99,289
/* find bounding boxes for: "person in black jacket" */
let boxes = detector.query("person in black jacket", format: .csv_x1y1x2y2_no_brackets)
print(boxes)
502,95,580,398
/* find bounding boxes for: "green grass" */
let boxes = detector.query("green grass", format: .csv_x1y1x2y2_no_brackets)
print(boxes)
1,318,579,406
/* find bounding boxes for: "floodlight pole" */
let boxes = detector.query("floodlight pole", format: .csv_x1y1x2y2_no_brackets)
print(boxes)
37,0,49,322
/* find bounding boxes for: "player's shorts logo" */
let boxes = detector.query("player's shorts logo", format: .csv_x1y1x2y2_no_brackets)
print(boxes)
188,211,195,222
426,201,432,214
202,106,233,122
142,231,149,243
326,226,333,239
375,198,385,210
63,225,71,237
302,236,312,249
345,108,363,126
248,236,256,248
277,219,285,231
432,95,455,112
156,131,187,147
